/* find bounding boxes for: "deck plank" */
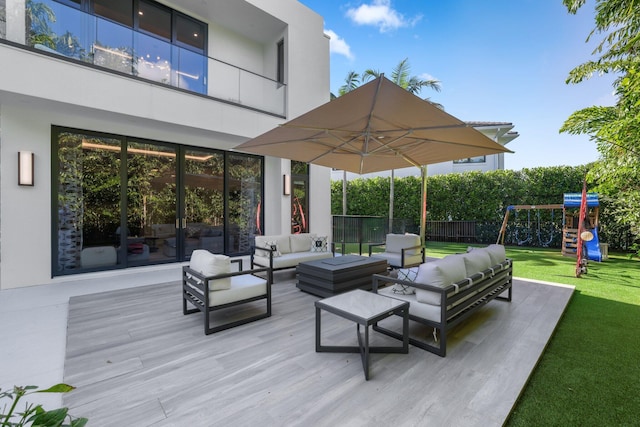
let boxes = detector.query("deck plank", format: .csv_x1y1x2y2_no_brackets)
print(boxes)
63,276,573,426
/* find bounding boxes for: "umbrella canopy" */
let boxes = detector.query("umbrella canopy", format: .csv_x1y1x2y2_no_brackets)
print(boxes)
235,76,513,242
235,76,512,175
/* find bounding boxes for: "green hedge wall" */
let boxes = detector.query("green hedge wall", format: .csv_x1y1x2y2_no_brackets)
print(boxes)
330,165,636,250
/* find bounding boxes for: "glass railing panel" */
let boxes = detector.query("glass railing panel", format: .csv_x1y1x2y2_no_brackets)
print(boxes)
239,70,286,116
134,31,171,84
29,0,92,62
173,46,207,94
20,0,284,115
94,17,134,74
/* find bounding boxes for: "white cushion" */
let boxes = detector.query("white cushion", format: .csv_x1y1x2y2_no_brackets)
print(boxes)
385,233,421,254
252,251,332,269
460,249,492,277
189,250,231,290
414,255,466,306
209,275,267,307
289,233,315,253
378,287,441,322
485,244,507,265
310,236,328,252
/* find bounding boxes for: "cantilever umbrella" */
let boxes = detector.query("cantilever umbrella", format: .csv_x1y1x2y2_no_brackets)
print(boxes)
235,76,512,240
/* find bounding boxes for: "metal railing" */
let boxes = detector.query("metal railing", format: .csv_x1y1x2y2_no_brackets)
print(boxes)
332,216,418,254
7,0,285,116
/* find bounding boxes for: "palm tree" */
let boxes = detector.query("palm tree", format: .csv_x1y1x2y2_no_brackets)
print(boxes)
338,71,361,96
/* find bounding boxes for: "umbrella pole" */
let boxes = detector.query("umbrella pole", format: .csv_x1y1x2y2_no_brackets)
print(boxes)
420,165,427,246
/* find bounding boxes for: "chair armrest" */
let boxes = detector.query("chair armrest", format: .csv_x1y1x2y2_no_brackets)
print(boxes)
183,265,270,283
400,245,425,266
368,242,385,256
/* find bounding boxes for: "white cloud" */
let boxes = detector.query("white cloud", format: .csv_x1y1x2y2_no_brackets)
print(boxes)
346,0,422,33
419,72,439,83
325,29,354,60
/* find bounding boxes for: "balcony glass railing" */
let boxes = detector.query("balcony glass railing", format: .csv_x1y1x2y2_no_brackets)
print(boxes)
18,0,285,116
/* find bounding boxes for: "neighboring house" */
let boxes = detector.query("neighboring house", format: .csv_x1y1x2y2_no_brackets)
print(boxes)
0,0,331,289
331,121,519,180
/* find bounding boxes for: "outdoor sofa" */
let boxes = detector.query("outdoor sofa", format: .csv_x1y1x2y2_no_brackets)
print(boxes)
372,244,513,356
251,233,333,282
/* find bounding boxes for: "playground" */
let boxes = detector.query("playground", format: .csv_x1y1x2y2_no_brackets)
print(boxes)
497,190,605,277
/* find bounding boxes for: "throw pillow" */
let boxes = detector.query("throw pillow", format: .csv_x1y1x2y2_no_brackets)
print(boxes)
264,240,281,257
391,267,419,295
310,236,328,252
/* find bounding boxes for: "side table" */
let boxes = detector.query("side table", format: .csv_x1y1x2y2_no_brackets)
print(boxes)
315,289,409,380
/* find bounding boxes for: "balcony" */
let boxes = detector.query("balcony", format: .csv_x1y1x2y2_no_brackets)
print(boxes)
2,0,285,117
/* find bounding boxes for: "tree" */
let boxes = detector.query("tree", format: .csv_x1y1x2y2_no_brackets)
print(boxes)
362,58,441,97
338,71,361,96
560,0,640,255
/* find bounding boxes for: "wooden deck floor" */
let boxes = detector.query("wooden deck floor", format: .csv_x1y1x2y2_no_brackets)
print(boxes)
63,273,573,426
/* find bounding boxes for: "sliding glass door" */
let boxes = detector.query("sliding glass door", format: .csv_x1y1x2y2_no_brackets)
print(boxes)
52,126,263,276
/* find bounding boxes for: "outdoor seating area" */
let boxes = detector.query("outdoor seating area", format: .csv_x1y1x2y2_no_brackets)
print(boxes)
57,271,573,425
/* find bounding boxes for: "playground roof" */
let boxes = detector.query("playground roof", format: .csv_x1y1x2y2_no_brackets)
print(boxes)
564,192,599,208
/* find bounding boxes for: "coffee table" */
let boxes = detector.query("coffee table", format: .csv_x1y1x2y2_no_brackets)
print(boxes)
296,255,388,297
315,289,409,380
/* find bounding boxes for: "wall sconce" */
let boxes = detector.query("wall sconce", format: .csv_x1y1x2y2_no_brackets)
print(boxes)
18,151,34,186
283,174,291,196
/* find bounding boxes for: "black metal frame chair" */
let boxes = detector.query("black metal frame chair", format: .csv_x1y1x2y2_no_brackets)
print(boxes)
182,259,272,335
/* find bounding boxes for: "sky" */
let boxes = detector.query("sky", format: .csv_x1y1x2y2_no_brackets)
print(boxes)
298,0,616,173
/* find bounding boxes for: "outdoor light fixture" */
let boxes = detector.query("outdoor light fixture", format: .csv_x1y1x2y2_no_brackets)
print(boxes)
283,174,291,196
18,151,34,186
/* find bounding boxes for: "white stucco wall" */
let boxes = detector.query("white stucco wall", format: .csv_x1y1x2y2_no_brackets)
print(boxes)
0,0,330,289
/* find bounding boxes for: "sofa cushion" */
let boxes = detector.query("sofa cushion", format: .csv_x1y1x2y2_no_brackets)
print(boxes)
253,251,332,269
460,249,492,277
415,255,466,306
209,274,267,307
290,233,315,253
485,244,507,265
189,250,231,290
310,236,328,252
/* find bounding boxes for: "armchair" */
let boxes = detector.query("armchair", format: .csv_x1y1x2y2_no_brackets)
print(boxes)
182,250,271,334
368,233,425,269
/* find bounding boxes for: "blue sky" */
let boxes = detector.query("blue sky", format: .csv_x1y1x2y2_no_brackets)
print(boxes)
298,0,616,172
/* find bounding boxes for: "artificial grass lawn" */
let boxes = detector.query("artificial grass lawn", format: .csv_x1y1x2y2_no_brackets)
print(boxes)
422,242,640,426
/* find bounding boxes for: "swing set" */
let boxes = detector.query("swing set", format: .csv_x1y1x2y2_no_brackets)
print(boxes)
496,204,564,247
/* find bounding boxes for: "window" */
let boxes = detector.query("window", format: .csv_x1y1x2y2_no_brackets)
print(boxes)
52,126,263,276
138,0,172,40
93,0,133,26
277,39,285,84
454,156,486,164
176,14,205,51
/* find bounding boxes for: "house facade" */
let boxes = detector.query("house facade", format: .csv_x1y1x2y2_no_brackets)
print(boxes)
0,0,331,289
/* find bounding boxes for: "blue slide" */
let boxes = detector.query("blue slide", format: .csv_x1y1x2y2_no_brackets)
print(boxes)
585,227,602,262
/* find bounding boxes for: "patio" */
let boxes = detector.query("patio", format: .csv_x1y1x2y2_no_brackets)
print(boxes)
50,269,574,426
